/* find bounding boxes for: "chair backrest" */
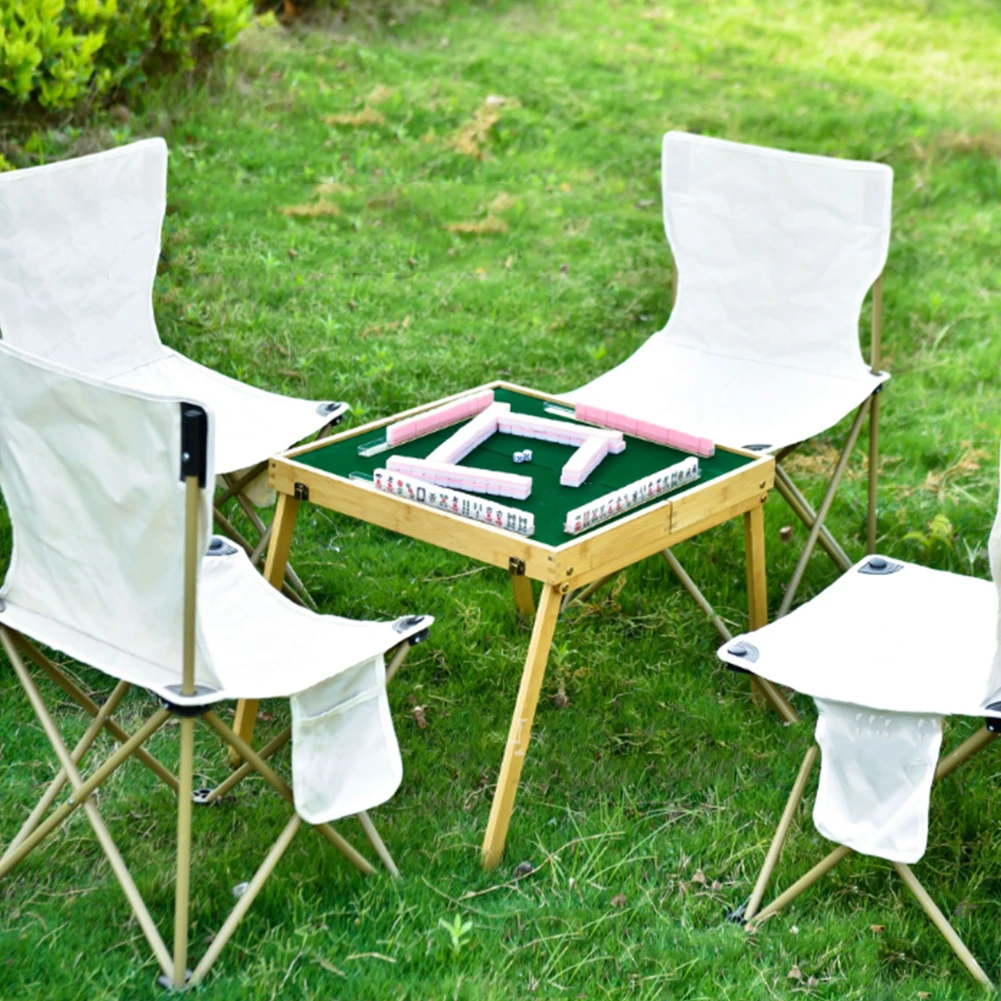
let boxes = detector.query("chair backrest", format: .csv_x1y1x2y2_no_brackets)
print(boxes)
0,139,168,379
662,131,893,379
0,342,218,691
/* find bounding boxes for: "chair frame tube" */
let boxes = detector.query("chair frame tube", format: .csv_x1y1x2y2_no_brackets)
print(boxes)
868,274,883,555
777,398,871,618
12,634,178,791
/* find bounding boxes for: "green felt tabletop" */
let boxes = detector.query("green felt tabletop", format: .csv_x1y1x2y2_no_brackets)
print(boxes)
297,388,754,547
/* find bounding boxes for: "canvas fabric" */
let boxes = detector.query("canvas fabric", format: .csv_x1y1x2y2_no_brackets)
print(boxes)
718,557,998,717
290,655,402,825
812,699,943,863
0,139,332,474
0,342,429,823
572,132,892,451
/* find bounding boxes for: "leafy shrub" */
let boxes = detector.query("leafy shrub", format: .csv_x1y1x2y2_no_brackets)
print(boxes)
0,0,254,111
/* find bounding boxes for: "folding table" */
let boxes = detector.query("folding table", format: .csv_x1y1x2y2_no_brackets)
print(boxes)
234,382,797,868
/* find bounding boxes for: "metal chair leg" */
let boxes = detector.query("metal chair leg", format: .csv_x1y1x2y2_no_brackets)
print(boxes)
1,630,173,977
201,710,376,876
778,399,871,618
893,862,993,987
561,573,615,611
662,549,799,724
773,465,853,572
229,484,316,610
661,548,732,641
357,811,399,878
13,634,177,792
172,717,196,989
188,814,303,987
1,680,131,865
746,844,852,929
744,745,818,921
867,392,880,555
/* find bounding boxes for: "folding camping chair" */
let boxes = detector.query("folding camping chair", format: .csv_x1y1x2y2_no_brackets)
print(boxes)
571,132,892,625
0,138,346,609
717,491,1001,984
0,341,432,988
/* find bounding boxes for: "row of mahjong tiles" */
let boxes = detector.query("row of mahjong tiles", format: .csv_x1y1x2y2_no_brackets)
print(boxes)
296,387,754,547
372,455,699,538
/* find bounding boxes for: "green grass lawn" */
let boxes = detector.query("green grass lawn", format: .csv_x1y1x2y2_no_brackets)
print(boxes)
3,0,1001,997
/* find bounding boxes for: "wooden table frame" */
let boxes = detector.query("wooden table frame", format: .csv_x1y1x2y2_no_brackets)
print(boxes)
237,382,785,869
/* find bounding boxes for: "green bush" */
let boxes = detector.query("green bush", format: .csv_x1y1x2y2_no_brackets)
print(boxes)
0,0,254,111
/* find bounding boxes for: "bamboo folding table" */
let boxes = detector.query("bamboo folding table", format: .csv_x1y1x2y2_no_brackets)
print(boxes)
233,382,798,868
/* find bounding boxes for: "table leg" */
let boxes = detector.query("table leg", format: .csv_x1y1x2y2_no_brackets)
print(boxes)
481,583,562,870
510,573,535,623
744,504,768,706
231,493,300,762
744,504,768,629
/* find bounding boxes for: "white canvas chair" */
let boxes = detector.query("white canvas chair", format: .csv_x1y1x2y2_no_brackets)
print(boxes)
717,473,1001,984
0,341,432,988
0,138,347,608
572,132,892,625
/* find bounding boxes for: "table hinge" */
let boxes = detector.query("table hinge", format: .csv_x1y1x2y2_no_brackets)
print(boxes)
508,557,526,576
294,482,310,501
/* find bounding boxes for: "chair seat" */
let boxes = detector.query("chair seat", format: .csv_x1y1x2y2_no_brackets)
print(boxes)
718,556,998,716
571,334,888,452
109,349,335,473
0,541,431,706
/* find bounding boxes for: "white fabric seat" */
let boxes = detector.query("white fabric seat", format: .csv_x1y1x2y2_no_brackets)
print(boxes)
577,338,884,453
0,338,430,817
571,131,893,618
0,341,431,987
1,538,425,707
721,554,998,865
717,484,1001,983
719,557,998,717
573,131,892,453
110,350,340,475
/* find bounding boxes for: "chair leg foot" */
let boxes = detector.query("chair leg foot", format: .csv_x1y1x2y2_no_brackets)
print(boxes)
893,862,993,987
744,745,818,921
188,814,303,988
357,811,399,877
747,844,852,929
157,970,191,992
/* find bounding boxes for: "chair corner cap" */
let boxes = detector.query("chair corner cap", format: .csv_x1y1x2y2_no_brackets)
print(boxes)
394,614,428,633
725,641,758,663
858,556,903,575
206,537,238,557
317,401,351,423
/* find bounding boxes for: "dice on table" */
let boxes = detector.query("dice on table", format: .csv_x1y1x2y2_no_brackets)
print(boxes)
513,450,525,464
521,449,533,463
